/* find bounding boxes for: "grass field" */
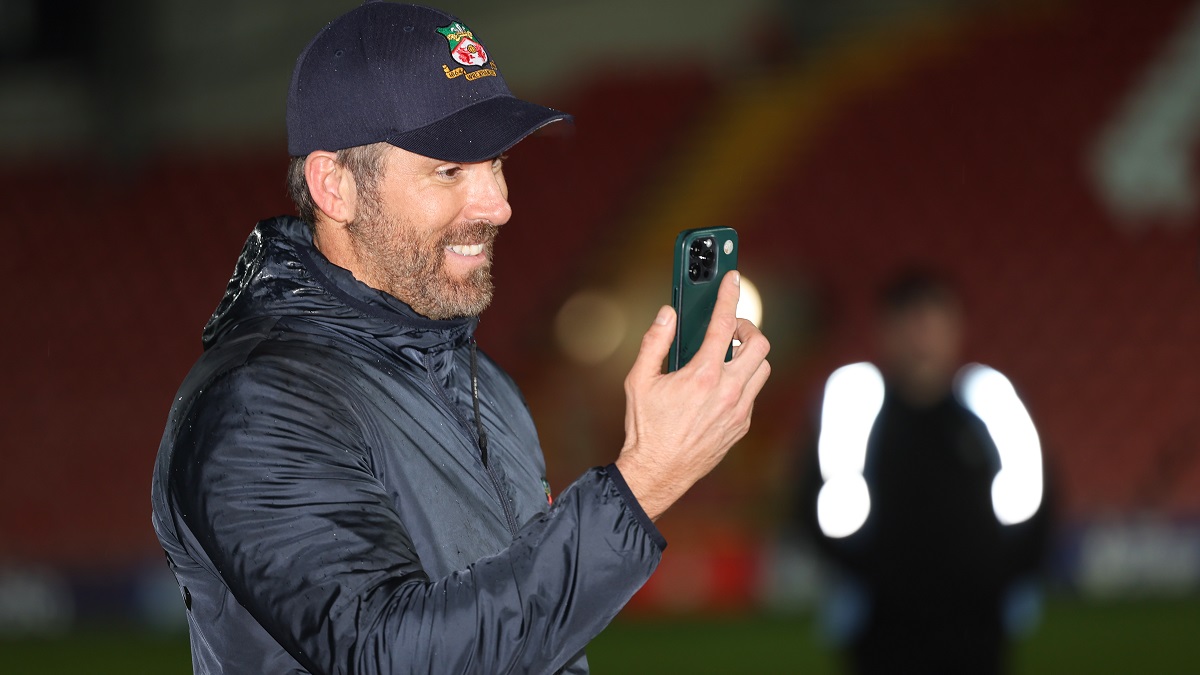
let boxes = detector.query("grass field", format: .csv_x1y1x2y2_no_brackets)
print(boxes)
3,597,1198,673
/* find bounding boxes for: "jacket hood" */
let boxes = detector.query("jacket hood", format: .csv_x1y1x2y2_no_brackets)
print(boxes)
201,216,477,353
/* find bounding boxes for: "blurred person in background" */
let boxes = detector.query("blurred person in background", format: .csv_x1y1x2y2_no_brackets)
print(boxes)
792,268,1052,675
150,2,770,673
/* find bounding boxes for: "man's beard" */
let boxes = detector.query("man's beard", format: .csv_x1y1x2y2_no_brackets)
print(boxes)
348,195,499,320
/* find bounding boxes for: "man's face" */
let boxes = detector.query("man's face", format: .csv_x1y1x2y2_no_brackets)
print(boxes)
346,146,512,319
880,299,963,397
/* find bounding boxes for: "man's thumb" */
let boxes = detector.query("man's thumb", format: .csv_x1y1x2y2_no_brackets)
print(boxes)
630,305,675,379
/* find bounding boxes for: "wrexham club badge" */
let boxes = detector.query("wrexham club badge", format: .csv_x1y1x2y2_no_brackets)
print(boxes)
437,22,498,81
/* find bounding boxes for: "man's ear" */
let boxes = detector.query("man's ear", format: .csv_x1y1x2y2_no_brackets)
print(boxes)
305,151,357,225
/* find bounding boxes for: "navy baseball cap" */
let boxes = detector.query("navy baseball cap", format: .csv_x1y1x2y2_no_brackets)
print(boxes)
286,1,571,162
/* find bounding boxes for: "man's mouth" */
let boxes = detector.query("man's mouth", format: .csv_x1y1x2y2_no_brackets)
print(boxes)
446,244,485,256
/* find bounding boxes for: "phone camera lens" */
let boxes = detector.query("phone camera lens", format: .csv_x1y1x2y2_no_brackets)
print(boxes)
687,236,719,282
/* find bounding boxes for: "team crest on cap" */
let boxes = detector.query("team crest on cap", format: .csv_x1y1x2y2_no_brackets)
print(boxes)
437,22,498,82
438,22,488,66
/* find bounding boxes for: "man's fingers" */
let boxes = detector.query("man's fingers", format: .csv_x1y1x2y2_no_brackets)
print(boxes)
629,305,676,381
727,318,770,378
744,358,772,404
731,316,764,346
695,271,742,363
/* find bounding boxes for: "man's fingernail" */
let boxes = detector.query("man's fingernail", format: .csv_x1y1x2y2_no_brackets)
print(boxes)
655,306,671,325
732,271,741,286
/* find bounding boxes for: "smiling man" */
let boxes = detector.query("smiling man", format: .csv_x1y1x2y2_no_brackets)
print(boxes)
150,3,770,674
302,145,508,320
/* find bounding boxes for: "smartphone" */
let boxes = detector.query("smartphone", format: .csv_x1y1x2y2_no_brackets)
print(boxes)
668,226,739,372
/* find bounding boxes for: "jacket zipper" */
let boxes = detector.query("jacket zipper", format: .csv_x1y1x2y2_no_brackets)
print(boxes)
422,352,520,537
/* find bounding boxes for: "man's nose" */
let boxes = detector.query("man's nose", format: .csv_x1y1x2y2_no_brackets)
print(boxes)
464,166,512,226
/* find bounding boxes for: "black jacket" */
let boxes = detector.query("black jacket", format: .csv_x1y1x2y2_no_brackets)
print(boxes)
799,384,1049,592
151,217,665,674
795,381,1051,672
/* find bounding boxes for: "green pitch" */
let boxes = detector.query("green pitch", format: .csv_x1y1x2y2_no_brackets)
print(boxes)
588,598,1200,674
3,597,1197,674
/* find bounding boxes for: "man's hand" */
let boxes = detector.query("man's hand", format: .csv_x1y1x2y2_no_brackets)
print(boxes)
615,271,771,521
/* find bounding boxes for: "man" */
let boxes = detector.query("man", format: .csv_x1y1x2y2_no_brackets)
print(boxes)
150,2,770,674
794,269,1050,675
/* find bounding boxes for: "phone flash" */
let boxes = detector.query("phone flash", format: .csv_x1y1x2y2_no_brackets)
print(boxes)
723,240,734,255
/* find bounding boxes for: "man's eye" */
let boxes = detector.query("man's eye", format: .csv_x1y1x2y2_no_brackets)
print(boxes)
437,166,462,179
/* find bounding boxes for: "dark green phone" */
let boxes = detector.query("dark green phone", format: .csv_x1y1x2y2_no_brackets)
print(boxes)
668,226,739,372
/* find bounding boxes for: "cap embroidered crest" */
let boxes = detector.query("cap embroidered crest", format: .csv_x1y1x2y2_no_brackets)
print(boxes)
437,22,488,67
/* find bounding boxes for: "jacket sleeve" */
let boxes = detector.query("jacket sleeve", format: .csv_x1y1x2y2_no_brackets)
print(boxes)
167,360,665,675
790,438,868,580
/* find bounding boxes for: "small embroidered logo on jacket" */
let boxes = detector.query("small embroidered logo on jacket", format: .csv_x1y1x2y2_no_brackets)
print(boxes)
541,478,554,506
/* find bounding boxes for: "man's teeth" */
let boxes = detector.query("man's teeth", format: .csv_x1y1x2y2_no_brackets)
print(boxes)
447,244,484,256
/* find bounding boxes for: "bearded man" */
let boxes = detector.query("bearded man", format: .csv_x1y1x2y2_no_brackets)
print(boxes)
150,3,770,674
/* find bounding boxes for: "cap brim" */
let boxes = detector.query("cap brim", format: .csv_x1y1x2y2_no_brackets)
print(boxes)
385,96,572,163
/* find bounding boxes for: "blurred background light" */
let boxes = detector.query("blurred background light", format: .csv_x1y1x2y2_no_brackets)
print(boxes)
736,274,763,329
554,290,628,365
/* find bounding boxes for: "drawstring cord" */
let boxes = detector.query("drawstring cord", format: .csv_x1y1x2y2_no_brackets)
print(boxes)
469,338,489,466
469,338,519,536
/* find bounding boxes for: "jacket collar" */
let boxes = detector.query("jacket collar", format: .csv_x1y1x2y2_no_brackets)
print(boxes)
203,216,477,354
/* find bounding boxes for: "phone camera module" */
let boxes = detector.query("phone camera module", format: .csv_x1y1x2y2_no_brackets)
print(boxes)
688,236,717,282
